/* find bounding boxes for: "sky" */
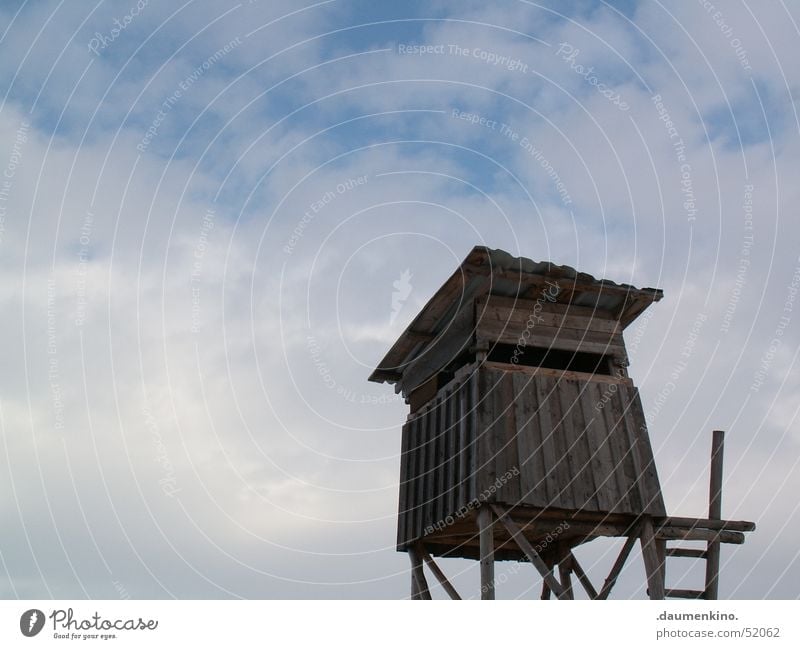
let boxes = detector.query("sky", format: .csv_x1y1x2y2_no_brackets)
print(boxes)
0,0,798,599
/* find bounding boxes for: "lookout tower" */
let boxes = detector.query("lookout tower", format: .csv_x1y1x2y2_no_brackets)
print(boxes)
369,246,754,600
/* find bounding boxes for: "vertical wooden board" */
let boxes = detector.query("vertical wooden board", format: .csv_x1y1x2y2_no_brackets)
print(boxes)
433,398,444,528
414,411,426,540
546,375,572,509
457,379,468,511
569,380,600,511
397,422,411,548
621,385,665,516
406,417,419,543
447,386,458,519
513,372,547,507
476,368,498,501
616,384,648,515
497,372,521,505
423,406,436,534
628,386,665,515
554,378,585,509
442,391,452,521
578,382,616,513
608,387,642,513
535,375,562,508
468,371,478,504
597,391,634,513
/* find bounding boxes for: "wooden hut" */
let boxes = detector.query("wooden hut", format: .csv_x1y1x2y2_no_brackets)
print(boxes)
369,246,754,600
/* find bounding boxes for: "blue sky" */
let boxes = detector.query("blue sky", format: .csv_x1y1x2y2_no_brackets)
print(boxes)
0,0,798,599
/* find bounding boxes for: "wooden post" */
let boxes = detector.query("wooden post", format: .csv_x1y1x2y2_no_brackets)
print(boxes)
705,430,724,600
640,516,665,600
477,507,495,600
409,546,431,600
569,553,598,599
491,505,564,598
410,552,420,600
419,546,462,600
597,528,639,600
558,557,574,600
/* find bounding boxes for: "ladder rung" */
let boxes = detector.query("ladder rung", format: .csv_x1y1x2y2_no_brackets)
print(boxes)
665,589,706,599
666,547,708,559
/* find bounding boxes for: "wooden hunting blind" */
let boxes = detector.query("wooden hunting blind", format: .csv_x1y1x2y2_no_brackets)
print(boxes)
369,246,754,600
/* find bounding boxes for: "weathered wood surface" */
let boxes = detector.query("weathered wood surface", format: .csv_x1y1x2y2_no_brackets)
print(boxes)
408,546,431,600
419,545,462,600
640,517,666,600
666,589,705,599
597,530,639,600
656,527,744,544
705,430,725,600
569,552,598,599
477,507,495,600
492,505,565,598
659,516,754,532
397,363,667,549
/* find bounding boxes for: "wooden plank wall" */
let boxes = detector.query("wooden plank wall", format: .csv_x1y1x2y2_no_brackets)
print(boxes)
475,296,627,359
398,372,478,549
397,365,665,550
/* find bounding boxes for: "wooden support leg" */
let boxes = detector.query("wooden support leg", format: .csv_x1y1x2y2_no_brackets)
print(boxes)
705,430,724,600
409,552,420,600
491,505,564,598
641,516,665,600
408,546,431,600
540,581,551,600
569,552,598,599
477,507,495,600
597,531,638,600
419,545,462,600
558,556,574,600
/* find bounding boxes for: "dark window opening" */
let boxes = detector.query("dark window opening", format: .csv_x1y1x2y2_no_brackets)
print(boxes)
487,343,612,375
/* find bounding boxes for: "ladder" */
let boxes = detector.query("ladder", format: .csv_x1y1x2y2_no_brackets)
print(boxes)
663,430,725,599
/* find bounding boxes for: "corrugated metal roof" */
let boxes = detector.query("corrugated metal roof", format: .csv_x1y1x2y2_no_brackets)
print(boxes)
369,246,663,384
